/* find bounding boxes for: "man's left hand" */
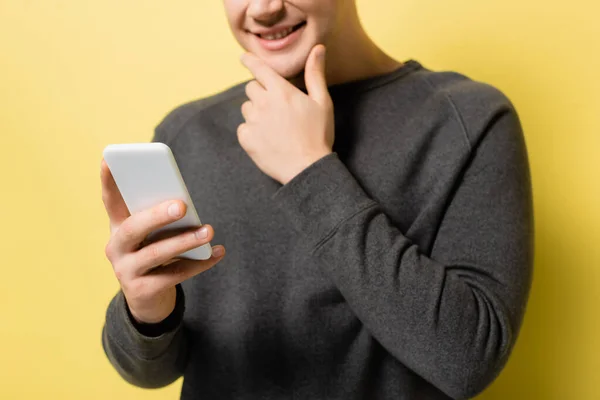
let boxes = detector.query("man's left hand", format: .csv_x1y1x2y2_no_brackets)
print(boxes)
238,44,334,185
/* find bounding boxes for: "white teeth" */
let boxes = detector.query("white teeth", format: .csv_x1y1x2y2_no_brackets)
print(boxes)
262,27,294,40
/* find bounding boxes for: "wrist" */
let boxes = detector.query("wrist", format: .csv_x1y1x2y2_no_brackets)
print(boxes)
281,150,332,185
125,285,185,337
127,287,177,325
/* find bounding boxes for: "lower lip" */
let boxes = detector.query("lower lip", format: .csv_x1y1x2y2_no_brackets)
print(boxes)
254,24,305,52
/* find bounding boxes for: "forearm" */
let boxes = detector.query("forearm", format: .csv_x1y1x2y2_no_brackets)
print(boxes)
272,111,534,399
311,204,521,398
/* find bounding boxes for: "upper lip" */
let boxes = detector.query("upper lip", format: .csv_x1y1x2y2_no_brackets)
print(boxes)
249,22,305,36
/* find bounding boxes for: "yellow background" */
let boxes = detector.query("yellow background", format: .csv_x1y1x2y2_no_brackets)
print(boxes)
1,0,598,398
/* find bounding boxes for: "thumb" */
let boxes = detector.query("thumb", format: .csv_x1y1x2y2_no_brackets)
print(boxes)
304,44,330,106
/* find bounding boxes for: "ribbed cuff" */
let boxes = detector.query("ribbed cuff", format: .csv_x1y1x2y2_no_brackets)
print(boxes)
127,284,185,338
271,152,376,249
105,285,185,360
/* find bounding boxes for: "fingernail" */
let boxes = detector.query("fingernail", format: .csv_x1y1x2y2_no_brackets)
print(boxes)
168,202,181,218
212,246,224,257
196,226,209,239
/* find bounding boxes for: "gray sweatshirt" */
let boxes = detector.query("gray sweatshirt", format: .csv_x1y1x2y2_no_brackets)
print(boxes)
102,60,534,400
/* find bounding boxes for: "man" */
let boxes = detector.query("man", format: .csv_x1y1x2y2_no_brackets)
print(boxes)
101,1,534,399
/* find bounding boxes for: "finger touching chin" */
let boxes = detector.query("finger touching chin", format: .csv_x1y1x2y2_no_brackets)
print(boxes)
251,50,309,80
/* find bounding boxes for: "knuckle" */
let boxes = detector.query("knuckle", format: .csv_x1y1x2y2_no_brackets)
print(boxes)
150,244,162,260
143,244,162,265
119,222,137,242
104,241,115,262
112,263,125,283
185,230,201,247
241,102,250,119
237,124,248,142
257,95,268,108
150,206,165,225
248,80,259,91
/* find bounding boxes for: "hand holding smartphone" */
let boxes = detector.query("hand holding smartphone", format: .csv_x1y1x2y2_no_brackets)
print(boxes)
101,143,225,324
103,142,212,260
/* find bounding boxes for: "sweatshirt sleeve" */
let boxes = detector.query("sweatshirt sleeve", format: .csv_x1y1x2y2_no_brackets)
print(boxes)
101,284,189,388
101,123,190,388
271,108,534,399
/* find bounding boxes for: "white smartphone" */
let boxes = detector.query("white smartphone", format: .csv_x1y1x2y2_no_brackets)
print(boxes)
102,142,212,260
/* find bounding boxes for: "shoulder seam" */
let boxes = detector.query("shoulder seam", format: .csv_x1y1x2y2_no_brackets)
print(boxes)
418,73,473,152
162,83,247,146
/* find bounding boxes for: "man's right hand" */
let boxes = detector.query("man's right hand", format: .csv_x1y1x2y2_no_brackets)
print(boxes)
100,158,226,325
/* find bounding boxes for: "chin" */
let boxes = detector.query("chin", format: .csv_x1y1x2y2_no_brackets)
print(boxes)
236,18,324,81
268,58,306,80
254,47,313,80
240,38,315,78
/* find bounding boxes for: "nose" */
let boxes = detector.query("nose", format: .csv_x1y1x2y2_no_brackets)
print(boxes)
247,0,285,26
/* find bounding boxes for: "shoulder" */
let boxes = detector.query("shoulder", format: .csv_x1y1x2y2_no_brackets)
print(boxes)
153,81,247,143
411,66,519,148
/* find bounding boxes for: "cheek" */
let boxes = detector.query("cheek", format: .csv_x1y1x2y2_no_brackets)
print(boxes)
223,1,247,34
298,2,338,43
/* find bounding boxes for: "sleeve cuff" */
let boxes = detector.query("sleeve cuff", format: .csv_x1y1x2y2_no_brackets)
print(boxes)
271,152,376,248
126,284,185,338
105,285,185,360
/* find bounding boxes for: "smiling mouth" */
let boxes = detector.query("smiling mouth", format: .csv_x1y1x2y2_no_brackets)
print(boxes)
254,22,306,41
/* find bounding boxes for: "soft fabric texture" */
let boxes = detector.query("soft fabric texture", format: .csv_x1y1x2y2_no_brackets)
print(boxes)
102,60,534,399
